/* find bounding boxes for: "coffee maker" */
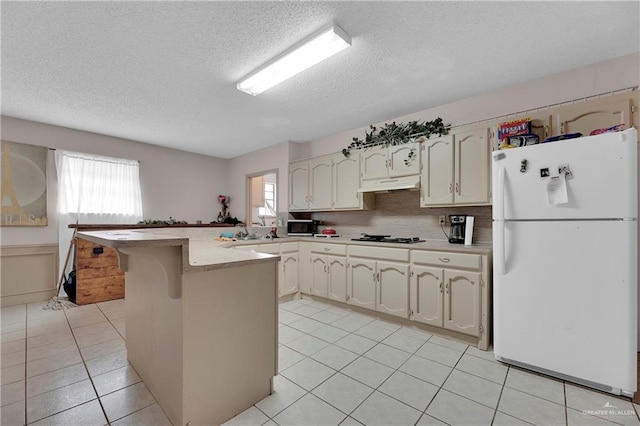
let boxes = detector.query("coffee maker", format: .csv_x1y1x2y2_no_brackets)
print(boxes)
448,215,467,244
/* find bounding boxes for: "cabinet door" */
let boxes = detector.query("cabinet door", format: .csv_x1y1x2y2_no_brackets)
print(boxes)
557,98,632,136
410,265,443,327
443,269,481,336
347,258,376,310
376,261,410,318
297,243,312,294
420,136,454,206
309,158,333,210
327,255,347,303
310,254,328,297
289,163,309,211
389,142,421,178
333,152,361,209
361,147,388,181
280,253,299,297
454,128,490,205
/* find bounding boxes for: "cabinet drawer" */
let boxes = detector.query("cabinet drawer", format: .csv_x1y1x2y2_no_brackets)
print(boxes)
348,245,409,262
280,241,299,253
411,250,481,270
309,243,347,255
235,244,259,251
256,244,280,254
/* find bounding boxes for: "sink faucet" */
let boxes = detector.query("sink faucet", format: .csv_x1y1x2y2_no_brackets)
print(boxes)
235,226,249,238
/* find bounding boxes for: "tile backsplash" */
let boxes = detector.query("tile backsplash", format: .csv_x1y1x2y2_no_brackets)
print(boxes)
295,190,492,244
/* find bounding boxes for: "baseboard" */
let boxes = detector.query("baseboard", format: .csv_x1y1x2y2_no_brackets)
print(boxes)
1,244,58,307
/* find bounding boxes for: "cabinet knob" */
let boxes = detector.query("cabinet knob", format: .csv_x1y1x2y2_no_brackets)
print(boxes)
439,258,451,263
439,282,443,293
449,183,453,194
455,182,459,194
324,247,330,251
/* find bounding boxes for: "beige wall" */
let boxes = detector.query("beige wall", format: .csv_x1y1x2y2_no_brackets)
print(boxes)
295,52,640,160
224,53,639,242
0,117,229,246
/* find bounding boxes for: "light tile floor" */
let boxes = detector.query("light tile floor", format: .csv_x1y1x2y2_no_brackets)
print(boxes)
2,297,640,426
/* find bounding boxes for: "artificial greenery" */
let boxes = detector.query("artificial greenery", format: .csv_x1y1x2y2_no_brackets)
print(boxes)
138,217,188,225
342,117,450,158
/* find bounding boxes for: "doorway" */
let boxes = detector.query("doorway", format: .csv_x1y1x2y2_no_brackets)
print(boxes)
247,171,277,226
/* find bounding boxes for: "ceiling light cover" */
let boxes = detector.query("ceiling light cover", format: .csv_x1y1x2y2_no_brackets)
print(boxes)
237,24,351,96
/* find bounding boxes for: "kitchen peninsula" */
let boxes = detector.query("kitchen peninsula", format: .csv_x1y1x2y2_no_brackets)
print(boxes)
77,228,279,426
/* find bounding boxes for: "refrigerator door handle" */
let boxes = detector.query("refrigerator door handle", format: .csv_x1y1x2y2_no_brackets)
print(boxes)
496,166,505,221
496,219,506,274
495,166,506,274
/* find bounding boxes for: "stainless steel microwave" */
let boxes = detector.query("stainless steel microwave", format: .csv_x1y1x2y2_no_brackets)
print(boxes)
287,219,319,236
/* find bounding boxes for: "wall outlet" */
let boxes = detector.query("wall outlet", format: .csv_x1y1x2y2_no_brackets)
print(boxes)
439,215,446,225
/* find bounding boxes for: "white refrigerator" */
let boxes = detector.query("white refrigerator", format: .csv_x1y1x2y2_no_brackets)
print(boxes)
492,127,638,397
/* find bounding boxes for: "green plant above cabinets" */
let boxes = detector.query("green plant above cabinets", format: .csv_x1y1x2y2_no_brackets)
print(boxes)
342,118,450,158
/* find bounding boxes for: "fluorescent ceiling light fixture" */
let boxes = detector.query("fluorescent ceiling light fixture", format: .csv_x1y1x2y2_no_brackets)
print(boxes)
237,24,351,96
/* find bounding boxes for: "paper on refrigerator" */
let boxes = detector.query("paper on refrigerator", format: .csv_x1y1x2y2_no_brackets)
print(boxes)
547,174,568,205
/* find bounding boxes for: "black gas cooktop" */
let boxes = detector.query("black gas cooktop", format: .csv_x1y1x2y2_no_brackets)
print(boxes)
351,234,426,244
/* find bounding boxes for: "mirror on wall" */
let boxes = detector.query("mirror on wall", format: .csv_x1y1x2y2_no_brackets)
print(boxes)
247,172,277,226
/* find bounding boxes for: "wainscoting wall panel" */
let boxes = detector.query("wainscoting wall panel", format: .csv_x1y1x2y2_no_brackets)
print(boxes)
1,244,58,307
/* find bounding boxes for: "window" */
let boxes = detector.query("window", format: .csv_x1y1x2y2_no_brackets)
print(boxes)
258,182,276,217
56,150,143,217
55,150,143,277
248,172,277,226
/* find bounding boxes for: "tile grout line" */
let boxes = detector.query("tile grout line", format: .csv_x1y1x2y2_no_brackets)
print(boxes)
62,306,111,426
282,302,461,424
22,306,27,426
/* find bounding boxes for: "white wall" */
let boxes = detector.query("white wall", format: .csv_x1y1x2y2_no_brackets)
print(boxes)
227,141,292,224
295,52,640,160
0,117,228,246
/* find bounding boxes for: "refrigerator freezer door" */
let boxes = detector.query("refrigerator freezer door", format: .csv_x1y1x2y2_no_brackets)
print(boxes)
492,128,637,220
493,219,637,394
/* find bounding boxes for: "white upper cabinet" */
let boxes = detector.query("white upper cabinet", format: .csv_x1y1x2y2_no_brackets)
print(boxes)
420,135,454,206
289,152,371,212
308,157,333,210
361,142,421,181
333,152,362,209
556,97,633,136
455,128,491,205
420,128,491,207
389,143,421,177
361,146,388,181
289,162,310,211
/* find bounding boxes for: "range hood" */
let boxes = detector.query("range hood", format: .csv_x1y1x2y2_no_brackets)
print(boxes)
357,175,420,193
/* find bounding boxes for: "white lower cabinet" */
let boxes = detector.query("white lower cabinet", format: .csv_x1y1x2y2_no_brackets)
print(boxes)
306,243,348,301
347,246,410,318
280,252,299,297
443,269,481,336
376,261,410,318
410,250,485,338
347,258,376,310
235,242,299,297
279,241,491,350
409,265,443,327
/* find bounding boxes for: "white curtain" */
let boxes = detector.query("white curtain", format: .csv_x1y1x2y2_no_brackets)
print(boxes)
55,150,143,280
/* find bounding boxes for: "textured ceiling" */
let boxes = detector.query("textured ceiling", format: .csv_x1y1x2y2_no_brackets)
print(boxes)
2,1,639,159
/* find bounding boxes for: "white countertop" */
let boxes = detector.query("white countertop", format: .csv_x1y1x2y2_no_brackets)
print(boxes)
77,228,493,274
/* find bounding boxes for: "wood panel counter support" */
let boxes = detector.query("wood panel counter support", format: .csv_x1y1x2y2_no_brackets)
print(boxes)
77,230,279,426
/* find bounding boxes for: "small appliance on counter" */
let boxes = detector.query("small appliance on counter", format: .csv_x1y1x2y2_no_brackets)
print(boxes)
287,219,319,236
314,228,340,238
448,215,467,244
